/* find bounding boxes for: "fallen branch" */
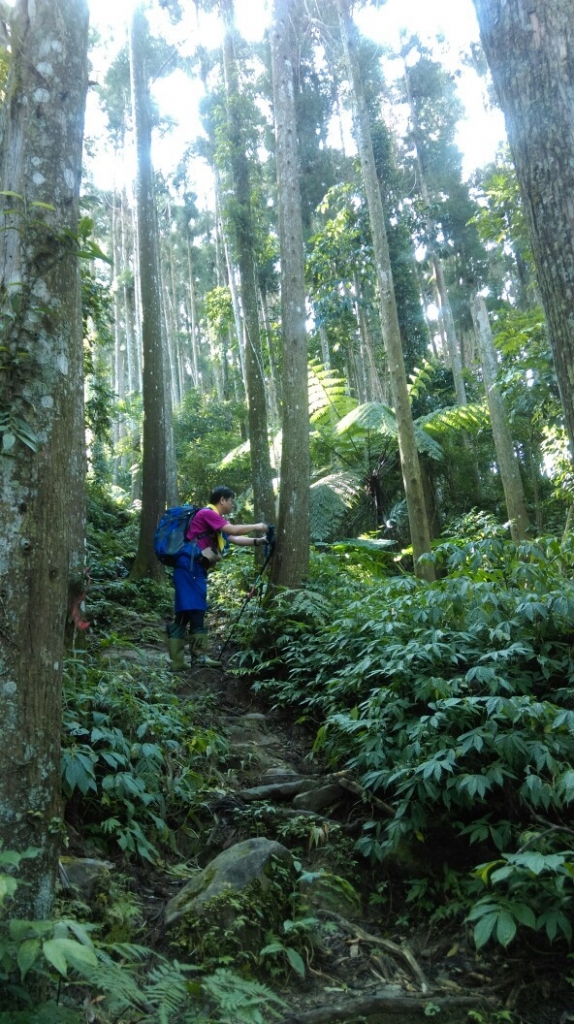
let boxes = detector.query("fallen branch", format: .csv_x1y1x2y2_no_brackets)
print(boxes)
332,772,395,816
279,991,497,1024
317,910,429,993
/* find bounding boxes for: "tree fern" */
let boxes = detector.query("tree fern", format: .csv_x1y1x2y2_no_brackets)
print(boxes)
407,359,436,402
308,359,355,424
310,472,363,542
416,401,490,439
335,401,444,460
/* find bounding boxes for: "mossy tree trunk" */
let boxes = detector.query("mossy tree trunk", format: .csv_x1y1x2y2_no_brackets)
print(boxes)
0,0,89,917
473,0,574,457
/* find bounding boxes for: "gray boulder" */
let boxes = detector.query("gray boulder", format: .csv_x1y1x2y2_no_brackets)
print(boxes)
165,837,293,933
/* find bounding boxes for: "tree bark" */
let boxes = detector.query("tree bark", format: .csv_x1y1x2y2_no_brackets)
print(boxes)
336,0,434,581
473,0,574,456
471,295,530,541
0,0,89,916
403,61,468,409
269,0,311,588
219,0,275,527
128,4,171,578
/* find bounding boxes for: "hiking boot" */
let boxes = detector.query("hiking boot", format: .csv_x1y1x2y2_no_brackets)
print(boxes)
190,630,221,668
167,621,187,672
167,638,186,672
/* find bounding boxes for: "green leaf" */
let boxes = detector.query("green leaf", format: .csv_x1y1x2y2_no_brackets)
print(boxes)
43,937,97,977
0,875,18,902
17,937,41,979
42,938,68,976
473,911,498,949
495,911,517,947
511,903,536,929
260,941,284,956
286,947,306,978
2,432,15,451
515,851,546,875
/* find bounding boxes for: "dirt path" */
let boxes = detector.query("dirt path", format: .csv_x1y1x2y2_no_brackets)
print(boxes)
161,654,503,1023
99,639,571,1024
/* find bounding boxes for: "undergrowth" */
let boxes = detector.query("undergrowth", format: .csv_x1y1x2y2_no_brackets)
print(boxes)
224,524,574,956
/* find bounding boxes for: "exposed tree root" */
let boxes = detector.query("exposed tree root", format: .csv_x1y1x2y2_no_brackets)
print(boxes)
279,991,497,1023
317,910,430,993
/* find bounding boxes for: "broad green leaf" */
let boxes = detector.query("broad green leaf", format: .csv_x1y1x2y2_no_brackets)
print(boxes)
17,937,41,979
260,942,284,955
43,937,97,977
63,919,95,946
467,900,499,921
42,938,68,976
0,875,18,902
495,911,517,947
515,851,546,875
511,903,535,929
473,911,498,949
286,947,306,978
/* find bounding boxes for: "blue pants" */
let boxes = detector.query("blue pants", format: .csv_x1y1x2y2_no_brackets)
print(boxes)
173,547,208,619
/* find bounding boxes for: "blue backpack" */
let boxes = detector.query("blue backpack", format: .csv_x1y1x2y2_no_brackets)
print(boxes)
154,504,200,566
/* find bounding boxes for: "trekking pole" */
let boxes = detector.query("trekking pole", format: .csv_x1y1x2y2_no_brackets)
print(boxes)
219,526,275,659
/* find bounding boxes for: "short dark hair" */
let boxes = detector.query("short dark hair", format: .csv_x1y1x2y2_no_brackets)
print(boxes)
210,485,235,504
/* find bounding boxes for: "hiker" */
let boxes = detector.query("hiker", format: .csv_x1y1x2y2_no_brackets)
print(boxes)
167,485,268,670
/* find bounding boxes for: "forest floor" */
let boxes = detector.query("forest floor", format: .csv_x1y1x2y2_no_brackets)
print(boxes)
94,625,574,1024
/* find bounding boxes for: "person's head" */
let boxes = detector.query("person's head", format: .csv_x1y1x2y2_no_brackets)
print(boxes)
210,485,235,510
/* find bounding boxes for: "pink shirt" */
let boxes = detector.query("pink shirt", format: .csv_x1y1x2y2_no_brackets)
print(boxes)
186,507,228,551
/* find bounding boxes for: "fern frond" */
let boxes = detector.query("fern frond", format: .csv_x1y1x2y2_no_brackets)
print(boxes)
335,401,397,437
416,401,489,439
335,402,443,461
310,472,364,542
219,438,251,467
202,967,286,1023
408,358,437,401
414,425,444,461
308,359,355,423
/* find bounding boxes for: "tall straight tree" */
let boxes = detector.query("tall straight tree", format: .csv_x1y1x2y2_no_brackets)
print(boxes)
129,3,173,578
269,0,310,588
0,0,89,916
336,0,434,581
403,57,467,408
219,0,275,526
471,296,530,542
473,0,574,457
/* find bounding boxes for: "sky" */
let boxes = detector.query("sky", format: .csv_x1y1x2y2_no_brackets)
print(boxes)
85,0,507,193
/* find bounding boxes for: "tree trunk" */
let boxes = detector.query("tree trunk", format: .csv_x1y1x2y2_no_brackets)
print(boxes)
336,0,434,581
471,295,531,542
269,0,311,588
220,0,275,526
473,0,574,456
129,4,171,578
403,61,468,408
0,0,89,916
353,272,384,403
187,243,201,388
